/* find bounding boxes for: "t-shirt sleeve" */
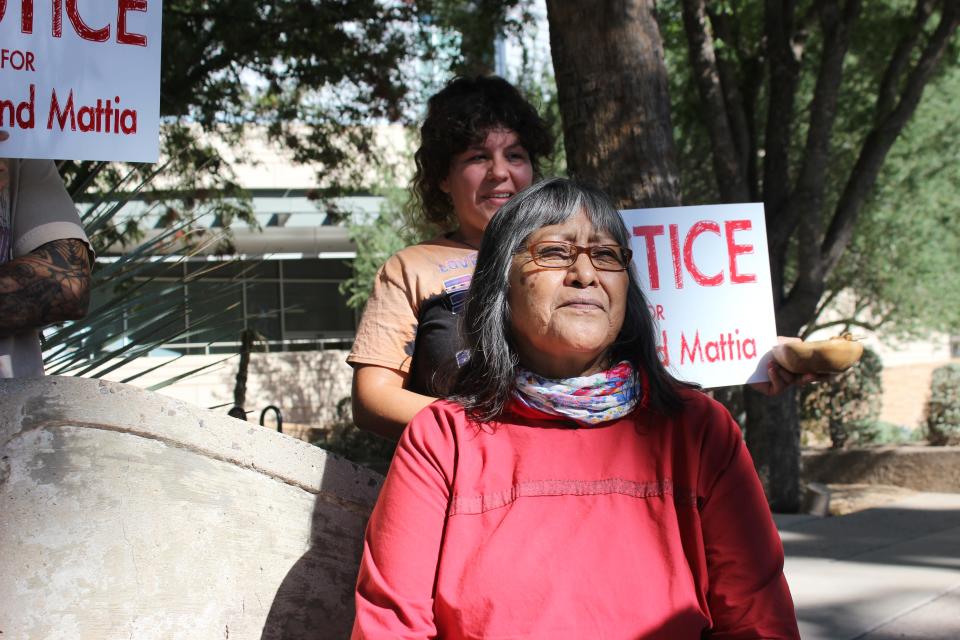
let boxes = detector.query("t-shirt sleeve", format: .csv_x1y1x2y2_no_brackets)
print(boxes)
11,160,92,259
351,402,457,638
347,254,420,373
697,402,800,640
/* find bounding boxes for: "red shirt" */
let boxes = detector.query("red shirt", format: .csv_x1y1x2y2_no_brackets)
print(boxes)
353,389,799,639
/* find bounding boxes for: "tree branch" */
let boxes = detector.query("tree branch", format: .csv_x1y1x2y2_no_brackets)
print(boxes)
681,0,750,202
875,0,936,123
812,285,843,322
786,0,862,286
708,6,755,192
821,2,959,277
762,0,804,221
802,317,880,339
739,53,765,200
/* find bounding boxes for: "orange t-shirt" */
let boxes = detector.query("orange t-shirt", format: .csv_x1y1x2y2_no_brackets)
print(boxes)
347,236,477,394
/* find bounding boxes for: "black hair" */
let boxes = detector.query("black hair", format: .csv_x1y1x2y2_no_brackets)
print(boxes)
451,178,689,422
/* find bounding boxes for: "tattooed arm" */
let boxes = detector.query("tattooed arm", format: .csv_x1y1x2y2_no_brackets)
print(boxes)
0,238,91,336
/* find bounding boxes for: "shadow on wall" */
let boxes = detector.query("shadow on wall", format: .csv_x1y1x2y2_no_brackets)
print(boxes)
261,462,383,639
219,350,353,429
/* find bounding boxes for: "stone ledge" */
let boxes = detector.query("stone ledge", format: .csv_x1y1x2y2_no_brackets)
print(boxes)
802,445,960,493
0,376,383,639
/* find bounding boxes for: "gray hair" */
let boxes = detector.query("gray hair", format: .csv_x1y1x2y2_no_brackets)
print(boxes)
451,177,687,422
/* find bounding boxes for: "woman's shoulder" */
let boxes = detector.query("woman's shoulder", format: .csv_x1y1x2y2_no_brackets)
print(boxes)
399,400,471,459
377,235,478,282
674,386,733,418
659,386,741,444
408,399,469,429
386,234,477,263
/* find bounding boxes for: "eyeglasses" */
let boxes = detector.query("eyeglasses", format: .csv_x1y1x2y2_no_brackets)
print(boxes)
526,241,633,272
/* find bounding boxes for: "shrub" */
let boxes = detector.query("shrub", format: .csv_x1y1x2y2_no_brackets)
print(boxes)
925,364,960,446
312,397,396,475
852,420,923,446
800,347,883,448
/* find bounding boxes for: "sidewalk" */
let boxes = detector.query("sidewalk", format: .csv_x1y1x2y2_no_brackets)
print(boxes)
775,492,960,640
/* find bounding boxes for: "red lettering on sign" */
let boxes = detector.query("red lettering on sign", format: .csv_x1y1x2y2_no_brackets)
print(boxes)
724,219,757,284
52,0,61,36
683,221,723,287
0,0,34,33
22,0,32,33
669,224,683,289
0,48,35,71
117,0,147,46
47,89,138,134
680,329,757,364
632,225,664,290
66,0,110,42
0,83,35,129
47,87,76,131
631,217,759,289
1,0,149,44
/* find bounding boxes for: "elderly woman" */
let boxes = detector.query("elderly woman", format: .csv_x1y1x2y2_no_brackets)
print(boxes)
351,179,800,639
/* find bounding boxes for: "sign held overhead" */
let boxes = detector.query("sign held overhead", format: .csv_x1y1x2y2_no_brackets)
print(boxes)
0,0,163,162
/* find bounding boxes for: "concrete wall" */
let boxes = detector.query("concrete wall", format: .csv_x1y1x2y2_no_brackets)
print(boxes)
0,376,382,639
879,359,958,430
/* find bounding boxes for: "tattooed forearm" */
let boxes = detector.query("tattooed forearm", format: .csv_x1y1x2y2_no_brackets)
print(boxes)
0,238,91,336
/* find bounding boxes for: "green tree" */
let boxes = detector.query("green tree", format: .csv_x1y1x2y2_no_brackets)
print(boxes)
62,0,425,224
547,0,959,511
340,184,431,311
808,64,960,340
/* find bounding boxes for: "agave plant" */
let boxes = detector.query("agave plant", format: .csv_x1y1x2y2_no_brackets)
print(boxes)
43,153,259,390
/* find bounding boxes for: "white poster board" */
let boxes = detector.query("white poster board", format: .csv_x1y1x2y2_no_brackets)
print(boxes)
620,203,778,388
0,0,162,162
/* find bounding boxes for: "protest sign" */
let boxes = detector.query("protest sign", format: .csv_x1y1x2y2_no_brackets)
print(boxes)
0,0,162,162
620,203,778,388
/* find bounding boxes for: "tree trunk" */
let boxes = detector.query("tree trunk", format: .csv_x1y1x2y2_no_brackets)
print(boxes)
545,0,680,208
743,387,801,513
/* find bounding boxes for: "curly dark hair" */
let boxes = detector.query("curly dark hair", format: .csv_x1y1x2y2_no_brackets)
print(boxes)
411,76,554,228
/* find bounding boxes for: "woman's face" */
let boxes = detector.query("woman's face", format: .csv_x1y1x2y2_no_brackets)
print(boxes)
508,209,629,379
441,128,533,246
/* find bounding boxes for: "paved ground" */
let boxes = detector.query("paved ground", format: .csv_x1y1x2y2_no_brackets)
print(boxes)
775,492,960,640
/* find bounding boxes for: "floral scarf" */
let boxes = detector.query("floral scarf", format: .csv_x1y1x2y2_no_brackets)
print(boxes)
513,361,646,426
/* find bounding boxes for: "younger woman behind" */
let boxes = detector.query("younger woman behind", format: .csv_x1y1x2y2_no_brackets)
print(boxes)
347,76,553,439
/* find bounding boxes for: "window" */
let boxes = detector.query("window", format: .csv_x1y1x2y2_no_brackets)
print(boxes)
97,256,357,354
